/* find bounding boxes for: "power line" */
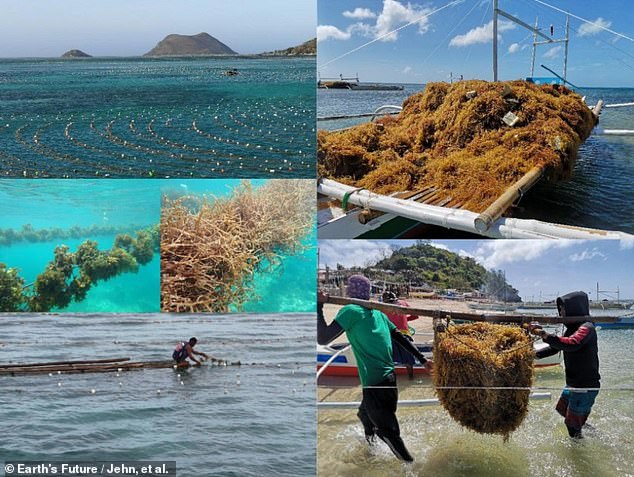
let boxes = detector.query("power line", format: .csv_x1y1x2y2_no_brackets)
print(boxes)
319,0,465,70
531,0,634,43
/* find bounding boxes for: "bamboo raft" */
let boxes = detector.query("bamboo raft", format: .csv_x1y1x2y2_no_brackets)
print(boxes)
323,295,620,325
0,357,240,376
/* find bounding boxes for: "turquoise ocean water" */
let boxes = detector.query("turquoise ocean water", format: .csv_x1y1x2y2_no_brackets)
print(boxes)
163,179,317,314
0,57,315,178
318,85,634,234
0,180,160,312
0,314,315,477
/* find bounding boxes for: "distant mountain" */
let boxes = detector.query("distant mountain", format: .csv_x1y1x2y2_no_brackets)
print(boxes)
144,32,237,57
262,38,316,56
61,49,91,58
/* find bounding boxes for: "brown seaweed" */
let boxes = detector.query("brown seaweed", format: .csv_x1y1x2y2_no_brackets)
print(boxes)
433,322,535,439
160,180,314,313
318,80,597,211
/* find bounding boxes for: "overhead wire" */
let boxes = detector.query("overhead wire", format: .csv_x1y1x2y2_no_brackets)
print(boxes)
319,0,465,70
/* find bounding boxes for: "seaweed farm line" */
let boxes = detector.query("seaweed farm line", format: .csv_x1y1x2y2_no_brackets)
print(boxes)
318,85,634,234
0,314,316,477
0,57,315,178
318,328,634,477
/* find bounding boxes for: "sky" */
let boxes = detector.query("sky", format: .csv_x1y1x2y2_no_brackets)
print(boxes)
0,0,315,57
319,239,634,301
318,0,634,87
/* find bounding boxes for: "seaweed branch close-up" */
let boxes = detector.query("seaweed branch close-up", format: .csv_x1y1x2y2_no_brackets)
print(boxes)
160,180,315,313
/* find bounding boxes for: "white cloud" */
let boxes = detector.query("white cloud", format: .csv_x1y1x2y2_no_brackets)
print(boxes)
449,19,515,47
373,0,433,41
343,7,376,19
471,240,578,269
543,45,563,59
429,242,449,251
569,248,607,262
319,240,394,268
320,1,437,43
317,25,352,42
508,43,520,54
578,17,612,37
620,237,634,250
402,65,412,74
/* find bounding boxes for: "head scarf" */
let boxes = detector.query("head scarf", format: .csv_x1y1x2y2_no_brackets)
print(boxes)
347,275,371,300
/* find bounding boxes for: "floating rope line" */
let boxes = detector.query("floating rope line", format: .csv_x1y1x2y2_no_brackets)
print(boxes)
319,0,464,69
354,385,634,392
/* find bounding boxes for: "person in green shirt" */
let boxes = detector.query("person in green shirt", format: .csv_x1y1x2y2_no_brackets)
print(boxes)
317,274,431,462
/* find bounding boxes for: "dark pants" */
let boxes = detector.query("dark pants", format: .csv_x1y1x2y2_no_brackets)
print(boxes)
357,372,399,439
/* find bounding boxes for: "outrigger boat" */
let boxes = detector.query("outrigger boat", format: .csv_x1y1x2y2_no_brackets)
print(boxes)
318,73,404,91
317,3,634,240
317,340,561,378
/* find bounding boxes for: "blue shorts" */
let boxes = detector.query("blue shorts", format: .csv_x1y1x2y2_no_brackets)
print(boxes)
556,388,599,430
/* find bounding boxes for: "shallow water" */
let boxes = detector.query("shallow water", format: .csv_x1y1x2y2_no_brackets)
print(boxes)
0,180,159,312
0,314,315,477
318,85,634,234
317,329,634,476
0,57,315,178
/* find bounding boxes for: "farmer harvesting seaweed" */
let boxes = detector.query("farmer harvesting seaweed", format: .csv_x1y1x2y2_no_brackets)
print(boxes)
172,337,210,367
382,291,419,380
317,275,430,462
530,291,600,439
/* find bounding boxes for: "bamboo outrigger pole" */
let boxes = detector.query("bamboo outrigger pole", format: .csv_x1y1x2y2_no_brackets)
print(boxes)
0,357,131,369
322,295,620,325
474,166,544,233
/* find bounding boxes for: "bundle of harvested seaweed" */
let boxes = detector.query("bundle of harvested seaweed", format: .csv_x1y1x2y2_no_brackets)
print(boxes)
160,180,314,313
433,322,535,439
318,80,597,211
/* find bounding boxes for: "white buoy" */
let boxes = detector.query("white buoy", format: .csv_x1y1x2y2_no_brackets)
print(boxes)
116,373,120,377
157,389,161,394
57,371,61,375
49,373,53,377
236,380,241,386
57,382,62,387
119,382,123,386
90,389,96,394
180,381,185,386
173,365,178,370
117,368,122,373
177,373,181,378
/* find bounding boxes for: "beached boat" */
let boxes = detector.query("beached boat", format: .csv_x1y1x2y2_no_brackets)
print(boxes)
317,340,560,378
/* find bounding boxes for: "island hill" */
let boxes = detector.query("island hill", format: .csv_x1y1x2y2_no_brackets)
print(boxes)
61,49,92,58
144,32,237,57
261,38,316,56
60,33,316,58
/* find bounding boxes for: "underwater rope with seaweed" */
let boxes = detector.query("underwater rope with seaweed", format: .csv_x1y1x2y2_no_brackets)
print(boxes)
160,180,314,313
0,226,159,312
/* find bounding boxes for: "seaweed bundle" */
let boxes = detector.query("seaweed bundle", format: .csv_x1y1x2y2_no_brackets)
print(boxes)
0,224,145,246
318,80,597,211
433,322,535,439
0,226,159,312
161,180,314,313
